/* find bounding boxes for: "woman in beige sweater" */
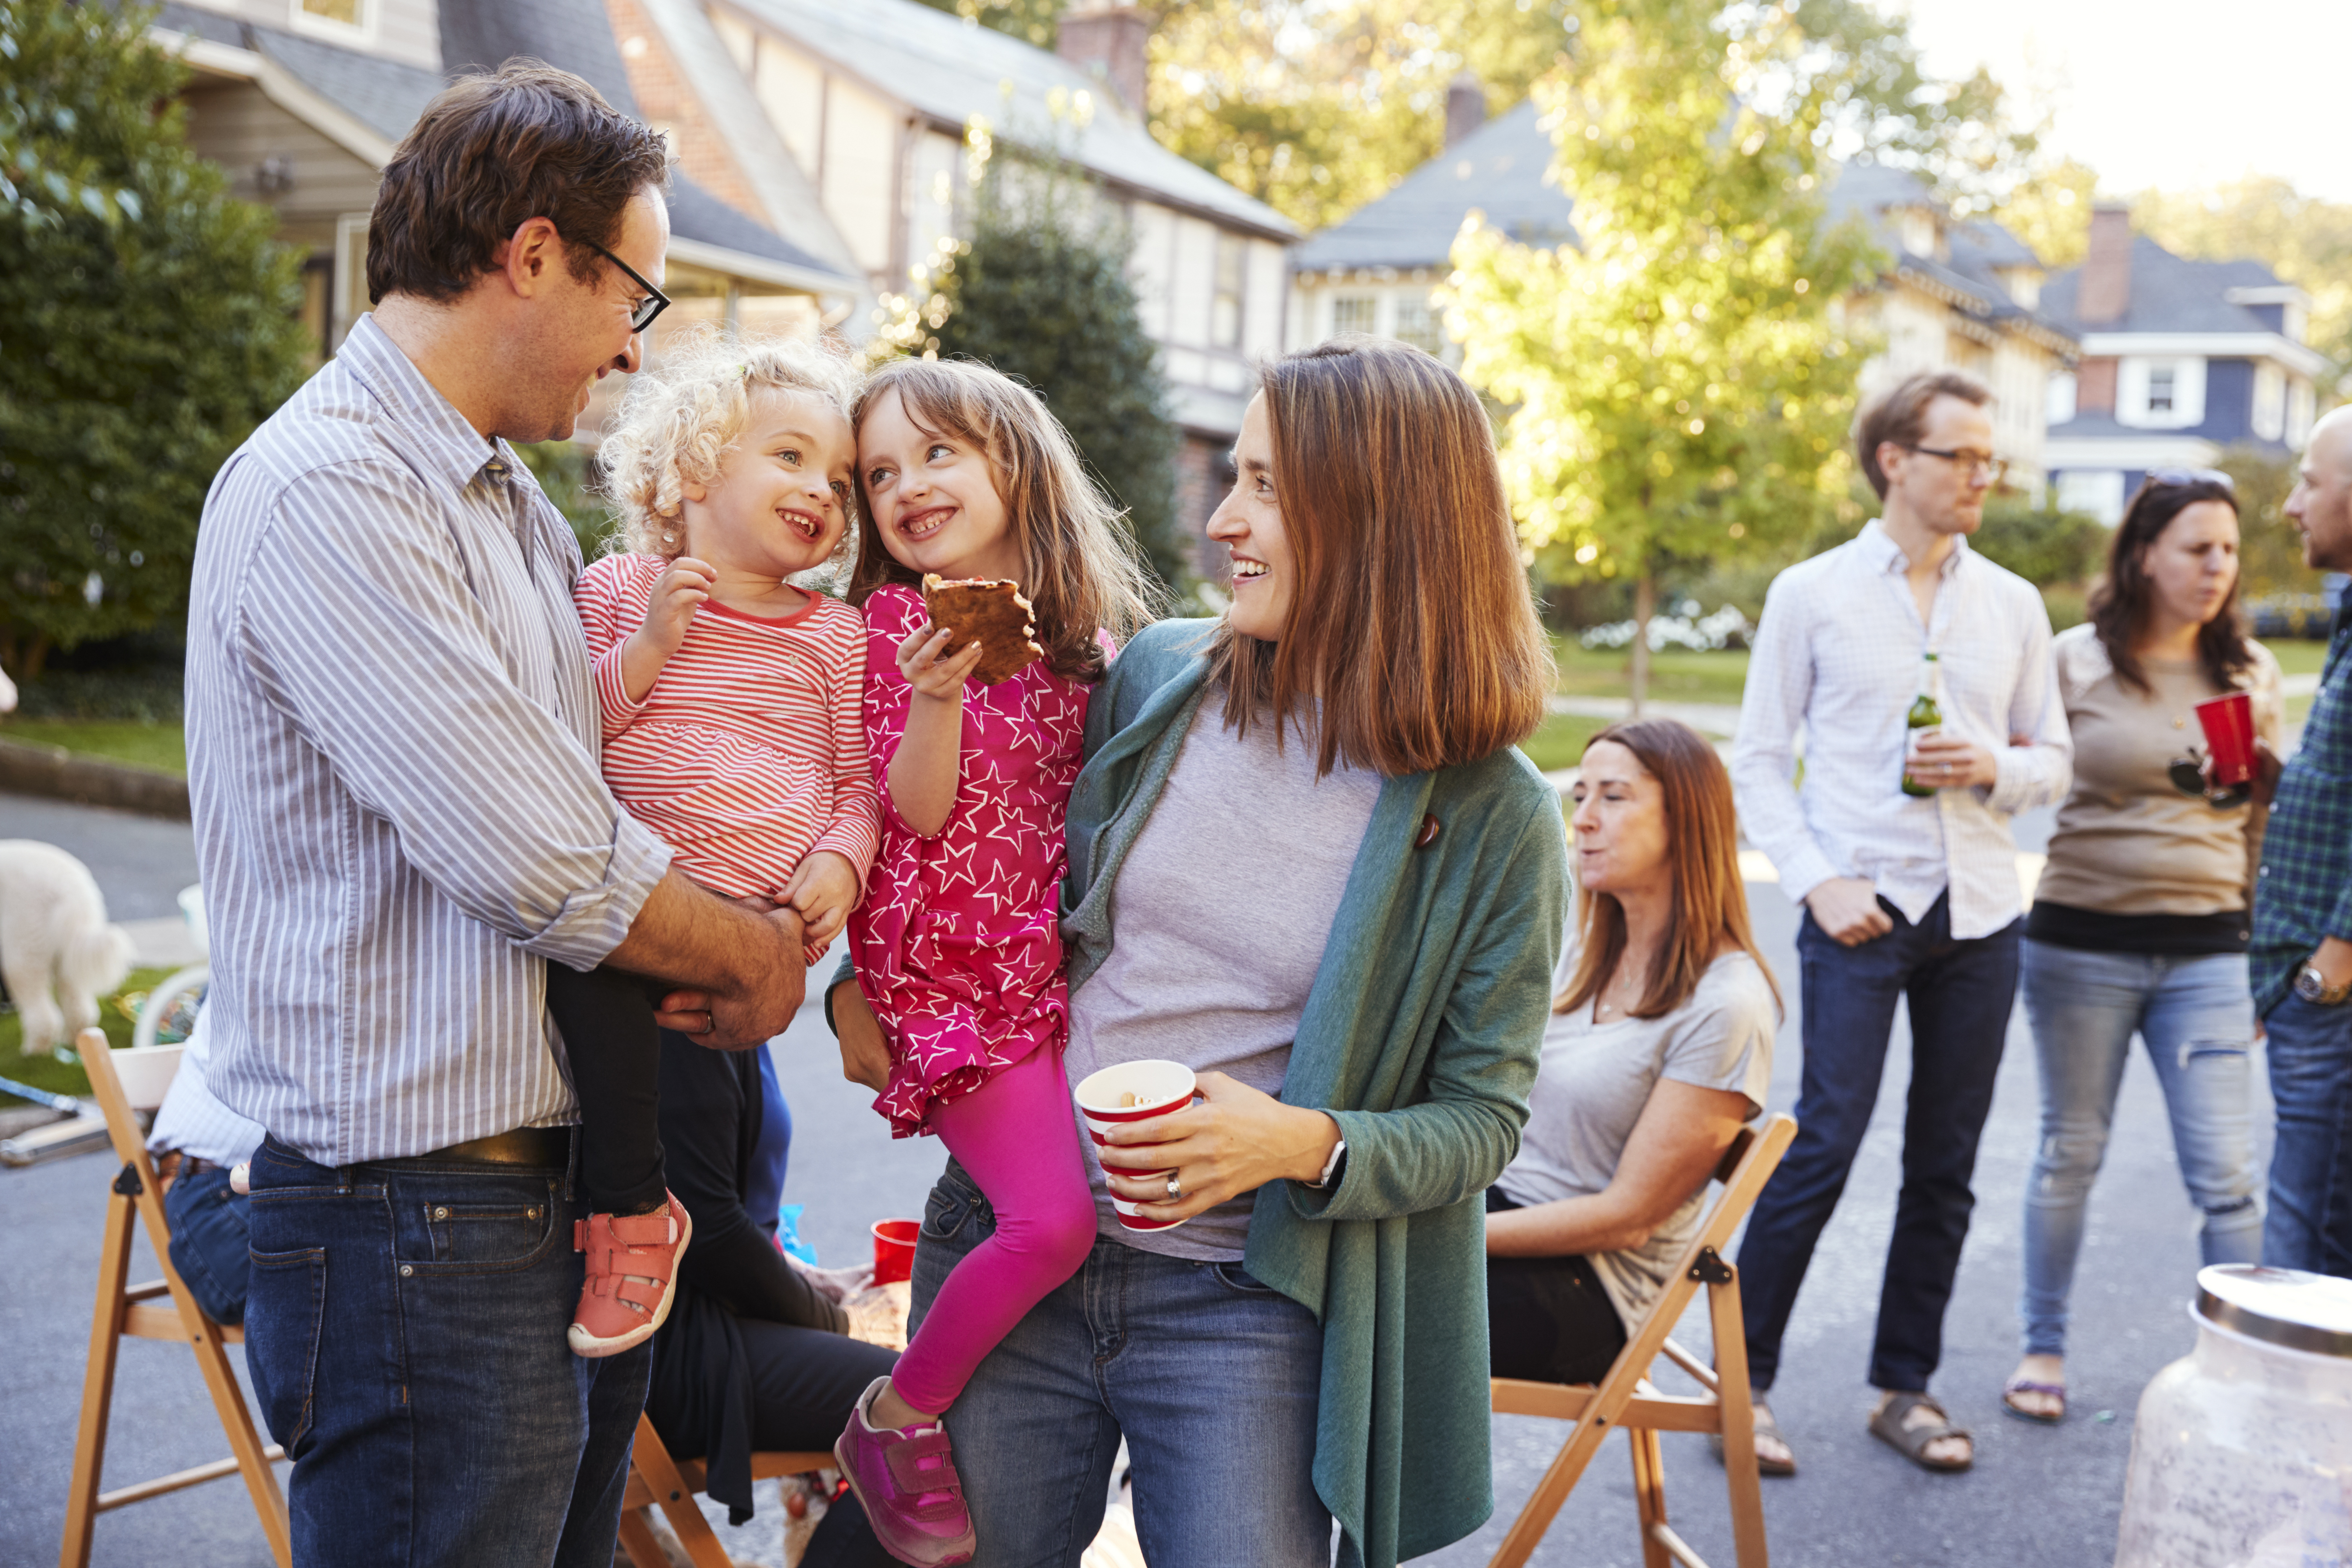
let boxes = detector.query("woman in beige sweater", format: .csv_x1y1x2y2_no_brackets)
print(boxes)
2006,472,2280,1425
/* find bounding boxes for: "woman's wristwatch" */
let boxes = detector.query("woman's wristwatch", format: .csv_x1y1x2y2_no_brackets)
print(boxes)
1306,1139,1347,1190
2294,960,2352,1006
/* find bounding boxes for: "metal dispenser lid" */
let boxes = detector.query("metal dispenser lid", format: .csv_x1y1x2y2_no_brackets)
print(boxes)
2196,1265,2352,1358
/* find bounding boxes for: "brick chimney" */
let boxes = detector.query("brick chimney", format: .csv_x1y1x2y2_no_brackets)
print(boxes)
2080,203,2134,326
1445,72,1486,149
1058,5,1151,117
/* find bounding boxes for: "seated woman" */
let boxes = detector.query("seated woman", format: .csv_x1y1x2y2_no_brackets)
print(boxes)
645,1028,898,1567
1487,720,1779,1390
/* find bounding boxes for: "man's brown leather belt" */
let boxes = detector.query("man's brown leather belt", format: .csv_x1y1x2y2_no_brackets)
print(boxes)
377,1126,573,1169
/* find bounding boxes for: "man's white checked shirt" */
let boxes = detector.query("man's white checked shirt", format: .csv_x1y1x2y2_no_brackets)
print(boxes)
185,315,672,1166
1731,521,2071,941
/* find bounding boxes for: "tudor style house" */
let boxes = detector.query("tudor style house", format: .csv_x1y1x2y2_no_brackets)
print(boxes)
146,0,855,390
1289,95,2078,493
593,0,1296,572
2040,205,2326,523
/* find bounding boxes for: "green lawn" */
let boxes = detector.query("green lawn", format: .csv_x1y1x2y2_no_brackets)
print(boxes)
1519,711,1613,774
0,967,178,1107
1,718,186,776
1554,640,1751,706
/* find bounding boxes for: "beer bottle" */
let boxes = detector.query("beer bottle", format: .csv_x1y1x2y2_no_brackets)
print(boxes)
1902,651,1943,798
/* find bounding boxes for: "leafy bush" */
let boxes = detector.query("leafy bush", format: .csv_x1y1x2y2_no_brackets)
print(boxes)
0,0,312,682
1966,496,2106,587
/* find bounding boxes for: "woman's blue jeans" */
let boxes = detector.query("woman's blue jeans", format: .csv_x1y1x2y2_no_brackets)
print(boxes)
909,1160,1330,1568
2018,941,2263,1357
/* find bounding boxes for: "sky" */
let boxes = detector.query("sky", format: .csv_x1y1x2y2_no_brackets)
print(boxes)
1897,0,2352,201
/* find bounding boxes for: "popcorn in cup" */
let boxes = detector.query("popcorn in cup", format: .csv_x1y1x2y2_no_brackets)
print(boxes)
1073,1059,1198,1232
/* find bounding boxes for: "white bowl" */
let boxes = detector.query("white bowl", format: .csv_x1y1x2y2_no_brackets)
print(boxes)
108,1044,185,1111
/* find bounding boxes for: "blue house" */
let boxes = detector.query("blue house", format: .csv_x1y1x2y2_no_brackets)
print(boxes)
2042,206,2326,522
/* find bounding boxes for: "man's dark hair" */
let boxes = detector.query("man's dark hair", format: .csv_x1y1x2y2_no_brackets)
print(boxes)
1853,370,1993,499
366,61,671,305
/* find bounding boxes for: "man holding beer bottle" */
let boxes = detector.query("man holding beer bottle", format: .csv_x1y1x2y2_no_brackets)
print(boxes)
1728,371,2072,1474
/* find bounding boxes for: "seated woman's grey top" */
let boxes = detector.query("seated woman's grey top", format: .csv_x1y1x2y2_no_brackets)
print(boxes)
1063,697,1381,1261
1495,948,1776,1328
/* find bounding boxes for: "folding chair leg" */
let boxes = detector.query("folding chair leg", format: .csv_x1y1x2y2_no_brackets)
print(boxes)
178,1304,291,1566
615,1505,671,1568
1710,1275,1769,1568
1488,1409,1613,1568
1629,1426,1674,1568
630,1413,735,1568
59,1189,136,1568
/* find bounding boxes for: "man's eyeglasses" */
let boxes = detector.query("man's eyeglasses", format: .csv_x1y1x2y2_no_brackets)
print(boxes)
1901,444,2007,485
2148,467,2235,492
577,237,670,334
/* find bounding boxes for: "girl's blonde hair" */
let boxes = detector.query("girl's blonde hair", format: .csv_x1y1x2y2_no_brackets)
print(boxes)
849,358,1155,682
597,326,862,562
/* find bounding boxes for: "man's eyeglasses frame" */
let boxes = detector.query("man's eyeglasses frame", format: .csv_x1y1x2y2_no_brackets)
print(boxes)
578,237,670,334
1900,444,2008,486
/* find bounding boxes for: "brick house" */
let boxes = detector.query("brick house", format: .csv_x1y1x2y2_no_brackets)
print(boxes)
2041,205,2327,523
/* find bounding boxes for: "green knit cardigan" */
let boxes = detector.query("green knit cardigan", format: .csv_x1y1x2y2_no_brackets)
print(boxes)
1062,621,1567,1568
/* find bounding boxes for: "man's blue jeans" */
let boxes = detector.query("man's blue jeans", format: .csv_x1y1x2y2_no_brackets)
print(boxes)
243,1134,650,1568
909,1160,1329,1568
1736,893,2020,1392
2262,992,2352,1277
2018,942,2263,1355
165,1162,255,1325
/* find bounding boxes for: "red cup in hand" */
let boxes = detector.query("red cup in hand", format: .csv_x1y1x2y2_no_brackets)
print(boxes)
870,1218,920,1285
1072,1060,1197,1233
2195,692,2258,787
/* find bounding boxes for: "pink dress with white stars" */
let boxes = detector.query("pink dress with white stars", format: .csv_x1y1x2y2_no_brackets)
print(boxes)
851,583,1093,1138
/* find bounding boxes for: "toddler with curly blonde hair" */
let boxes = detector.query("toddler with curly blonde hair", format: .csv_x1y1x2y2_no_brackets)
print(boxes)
552,329,881,1360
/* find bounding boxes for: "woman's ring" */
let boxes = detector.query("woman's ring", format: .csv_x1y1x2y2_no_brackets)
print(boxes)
1165,1174,1183,1200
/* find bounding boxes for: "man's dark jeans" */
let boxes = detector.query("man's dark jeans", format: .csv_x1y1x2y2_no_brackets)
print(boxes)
1737,893,2021,1392
2262,992,2352,1277
244,1134,650,1568
164,1162,253,1325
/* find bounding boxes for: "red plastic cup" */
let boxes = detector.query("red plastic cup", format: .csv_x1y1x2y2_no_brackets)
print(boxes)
2195,691,2258,787
1072,1060,1198,1232
870,1218,920,1285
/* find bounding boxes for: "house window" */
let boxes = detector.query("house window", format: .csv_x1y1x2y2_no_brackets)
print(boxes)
1393,296,1444,355
295,0,366,27
1211,234,1245,350
2253,363,2286,442
2146,366,2176,414
1331,294,1378,338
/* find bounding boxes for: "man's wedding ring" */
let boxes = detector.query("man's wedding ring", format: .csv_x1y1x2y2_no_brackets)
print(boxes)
1165,1174,1183,1200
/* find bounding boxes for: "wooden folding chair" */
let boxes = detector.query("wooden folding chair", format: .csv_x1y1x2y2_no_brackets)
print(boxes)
618,1411,834,1568
1488,1111,1797,1568
61,1027,290,1568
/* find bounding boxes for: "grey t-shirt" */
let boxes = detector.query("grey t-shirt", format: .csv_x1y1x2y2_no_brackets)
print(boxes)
1495,948,1776,1328
1064,699,1381,1261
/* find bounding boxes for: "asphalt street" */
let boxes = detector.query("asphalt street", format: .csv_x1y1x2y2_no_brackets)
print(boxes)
0,791,2243,1567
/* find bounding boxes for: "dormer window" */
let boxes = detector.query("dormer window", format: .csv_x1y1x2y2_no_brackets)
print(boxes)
293,0,370,38
2147,366,2175,413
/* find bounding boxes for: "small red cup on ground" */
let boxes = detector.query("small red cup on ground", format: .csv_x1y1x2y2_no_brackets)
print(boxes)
1072,1060,1198,1233
2195,691,2258,787
870,1218,921,1285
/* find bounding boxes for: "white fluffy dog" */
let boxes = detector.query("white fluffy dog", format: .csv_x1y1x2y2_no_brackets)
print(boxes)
0,840,136,1056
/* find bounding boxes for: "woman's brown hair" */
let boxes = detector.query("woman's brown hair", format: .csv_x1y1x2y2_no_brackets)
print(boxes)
1557,720,1782,1021
849,358,1154,682
1205,336,1555,777
2087,476,2251,695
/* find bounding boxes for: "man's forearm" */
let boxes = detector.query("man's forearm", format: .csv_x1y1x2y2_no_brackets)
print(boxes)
607,869,790,991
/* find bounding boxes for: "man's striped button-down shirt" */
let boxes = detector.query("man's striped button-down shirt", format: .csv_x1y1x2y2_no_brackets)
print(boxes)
186,315,672,1166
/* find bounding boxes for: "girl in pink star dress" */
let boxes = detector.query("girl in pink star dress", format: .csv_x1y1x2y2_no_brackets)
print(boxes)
834,359,1153,1560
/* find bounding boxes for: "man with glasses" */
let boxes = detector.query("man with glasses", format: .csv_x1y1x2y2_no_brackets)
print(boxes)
1729,370,2072,1474
186,64,805,1566
2254,404,2352,1278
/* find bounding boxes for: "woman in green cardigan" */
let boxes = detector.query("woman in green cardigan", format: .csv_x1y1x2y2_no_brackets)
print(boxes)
831,337,1565,1568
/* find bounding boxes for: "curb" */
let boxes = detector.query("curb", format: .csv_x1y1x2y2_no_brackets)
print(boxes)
0,737,189,820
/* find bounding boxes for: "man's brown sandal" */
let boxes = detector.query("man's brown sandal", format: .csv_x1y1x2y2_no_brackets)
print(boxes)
1869,1391,1973,1472
1710,1399,1797,1477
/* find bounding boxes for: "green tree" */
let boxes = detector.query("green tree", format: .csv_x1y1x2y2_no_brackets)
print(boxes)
0,0,310,680
2216,444,2320,602
2133,178,2352,390
1985,155,2098,269
921,159,1189,598
1446,0,1878,711
908,0,1059,48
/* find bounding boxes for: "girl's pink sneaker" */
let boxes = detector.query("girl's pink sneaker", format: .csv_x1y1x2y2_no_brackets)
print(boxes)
567,1192,691,1358
833,1376,977,1566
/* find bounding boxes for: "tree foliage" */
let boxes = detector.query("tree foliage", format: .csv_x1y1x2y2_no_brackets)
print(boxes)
922,159,1189,599
1147,0,1579,232
0,0,311,679
907,0,1059,49
1446,0,1879,705
2133,178,2352,390
1986,155,2098,269
2216,444,2323,601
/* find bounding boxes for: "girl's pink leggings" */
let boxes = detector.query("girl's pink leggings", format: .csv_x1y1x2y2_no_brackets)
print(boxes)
889,1044,1098,1416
